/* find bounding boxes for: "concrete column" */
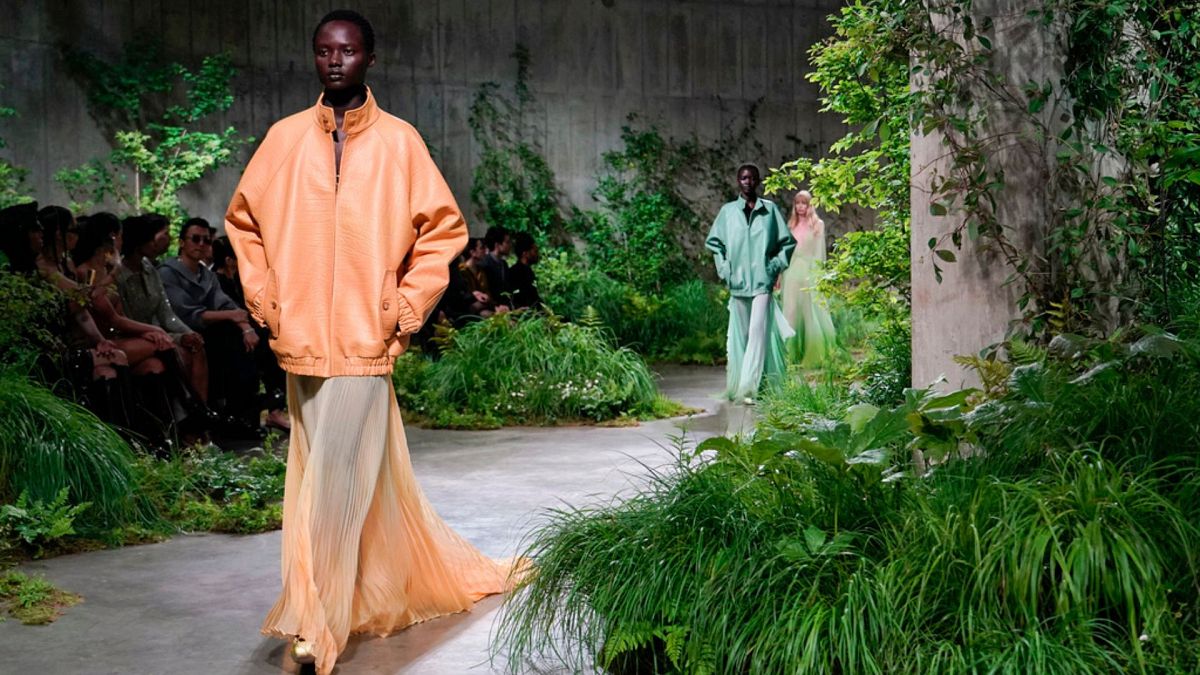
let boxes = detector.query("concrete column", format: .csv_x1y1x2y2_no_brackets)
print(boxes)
910,0,1067,389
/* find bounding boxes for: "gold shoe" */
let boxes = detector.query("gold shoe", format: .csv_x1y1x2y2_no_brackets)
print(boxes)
290,637,316,665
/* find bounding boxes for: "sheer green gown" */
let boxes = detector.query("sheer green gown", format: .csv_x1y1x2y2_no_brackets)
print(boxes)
779,220,836,368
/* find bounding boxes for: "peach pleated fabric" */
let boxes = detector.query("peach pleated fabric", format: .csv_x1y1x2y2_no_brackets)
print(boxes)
262,374,517,674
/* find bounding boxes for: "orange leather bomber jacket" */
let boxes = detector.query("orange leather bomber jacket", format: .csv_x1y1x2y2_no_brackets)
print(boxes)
224,88,466,377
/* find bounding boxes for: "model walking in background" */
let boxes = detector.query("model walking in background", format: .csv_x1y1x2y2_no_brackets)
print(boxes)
706,164,794,403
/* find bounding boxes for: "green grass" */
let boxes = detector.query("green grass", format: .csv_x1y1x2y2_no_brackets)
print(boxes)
0,570,81,625
493,323,1200,674
0,369,149,529
395,312,677,428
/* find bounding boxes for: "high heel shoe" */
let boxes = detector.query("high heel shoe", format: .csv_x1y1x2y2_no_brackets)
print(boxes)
290,637,316,665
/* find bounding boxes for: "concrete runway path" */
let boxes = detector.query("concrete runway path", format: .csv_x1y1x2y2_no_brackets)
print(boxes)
2,366,756,675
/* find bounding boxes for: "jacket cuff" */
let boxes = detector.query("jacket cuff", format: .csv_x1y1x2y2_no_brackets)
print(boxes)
395,294,423,335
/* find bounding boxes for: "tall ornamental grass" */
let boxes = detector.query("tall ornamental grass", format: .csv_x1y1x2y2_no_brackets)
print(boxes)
0,369,149,528
494,324,1200,673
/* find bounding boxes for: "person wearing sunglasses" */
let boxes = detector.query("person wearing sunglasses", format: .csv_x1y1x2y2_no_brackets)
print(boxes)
159,217,263,438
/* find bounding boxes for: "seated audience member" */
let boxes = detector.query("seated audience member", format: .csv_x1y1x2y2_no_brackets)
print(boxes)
73,213,175,372
210,236,289,430
116,214,212,420
508,231,542,310
158,218,263,435
458,237,498,317
480,225,512,309
200,222,218,267
72,213,191,446
1,203,131,428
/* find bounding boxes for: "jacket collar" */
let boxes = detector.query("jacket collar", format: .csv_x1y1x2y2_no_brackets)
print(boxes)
737,195,767,213
314,86,380,136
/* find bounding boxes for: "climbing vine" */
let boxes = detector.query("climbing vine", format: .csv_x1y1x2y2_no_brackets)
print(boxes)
468,44,567,244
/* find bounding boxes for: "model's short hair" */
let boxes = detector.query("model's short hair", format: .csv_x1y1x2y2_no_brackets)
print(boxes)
484,225,510,251
736,163,761,178
313,10,376,54
513,232,537,257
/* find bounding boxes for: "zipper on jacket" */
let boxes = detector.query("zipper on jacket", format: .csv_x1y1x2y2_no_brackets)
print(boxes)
329,128,347,363
332,129,341,193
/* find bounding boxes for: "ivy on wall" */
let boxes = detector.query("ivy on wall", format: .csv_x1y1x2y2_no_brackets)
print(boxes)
468,44,567,245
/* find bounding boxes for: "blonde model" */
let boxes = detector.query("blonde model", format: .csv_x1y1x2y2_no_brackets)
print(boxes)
779,191,836,368
225,10,517,673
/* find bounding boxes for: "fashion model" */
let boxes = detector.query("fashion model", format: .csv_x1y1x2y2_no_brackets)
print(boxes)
705,164,795,403
224,10,517,673
780,190,837,368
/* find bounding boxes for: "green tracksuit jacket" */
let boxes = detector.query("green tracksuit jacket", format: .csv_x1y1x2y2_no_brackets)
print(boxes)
705,196,795,298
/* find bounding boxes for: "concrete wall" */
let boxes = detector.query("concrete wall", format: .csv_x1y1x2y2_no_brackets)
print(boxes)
0,0,847,233
910,0,1064,388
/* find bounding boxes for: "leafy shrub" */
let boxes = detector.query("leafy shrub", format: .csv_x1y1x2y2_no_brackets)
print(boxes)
394,312,668,428
0,369,146,529
580,112,766,293
538,252,728,363
856,317,911,407
494,324,1200,674
134,441,286,535
0,489,90,558
0,270,65,370
576,187,691,294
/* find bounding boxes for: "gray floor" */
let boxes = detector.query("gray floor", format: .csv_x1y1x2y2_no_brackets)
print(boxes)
2,366,757,675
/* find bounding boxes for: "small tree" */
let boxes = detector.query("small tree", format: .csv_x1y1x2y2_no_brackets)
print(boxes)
55,39,250,223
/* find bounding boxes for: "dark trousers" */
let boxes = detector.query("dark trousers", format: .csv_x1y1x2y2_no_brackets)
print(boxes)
254,324,286,409
202,322,260,424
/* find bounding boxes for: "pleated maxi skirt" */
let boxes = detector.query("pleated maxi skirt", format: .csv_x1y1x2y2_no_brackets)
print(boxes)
261,374,518,675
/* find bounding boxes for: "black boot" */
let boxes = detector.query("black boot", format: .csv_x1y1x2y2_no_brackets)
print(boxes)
132,373,177,456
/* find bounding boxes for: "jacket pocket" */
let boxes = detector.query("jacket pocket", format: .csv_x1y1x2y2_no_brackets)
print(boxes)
380,269,399,339
727,266,747,293
263,269,281,338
